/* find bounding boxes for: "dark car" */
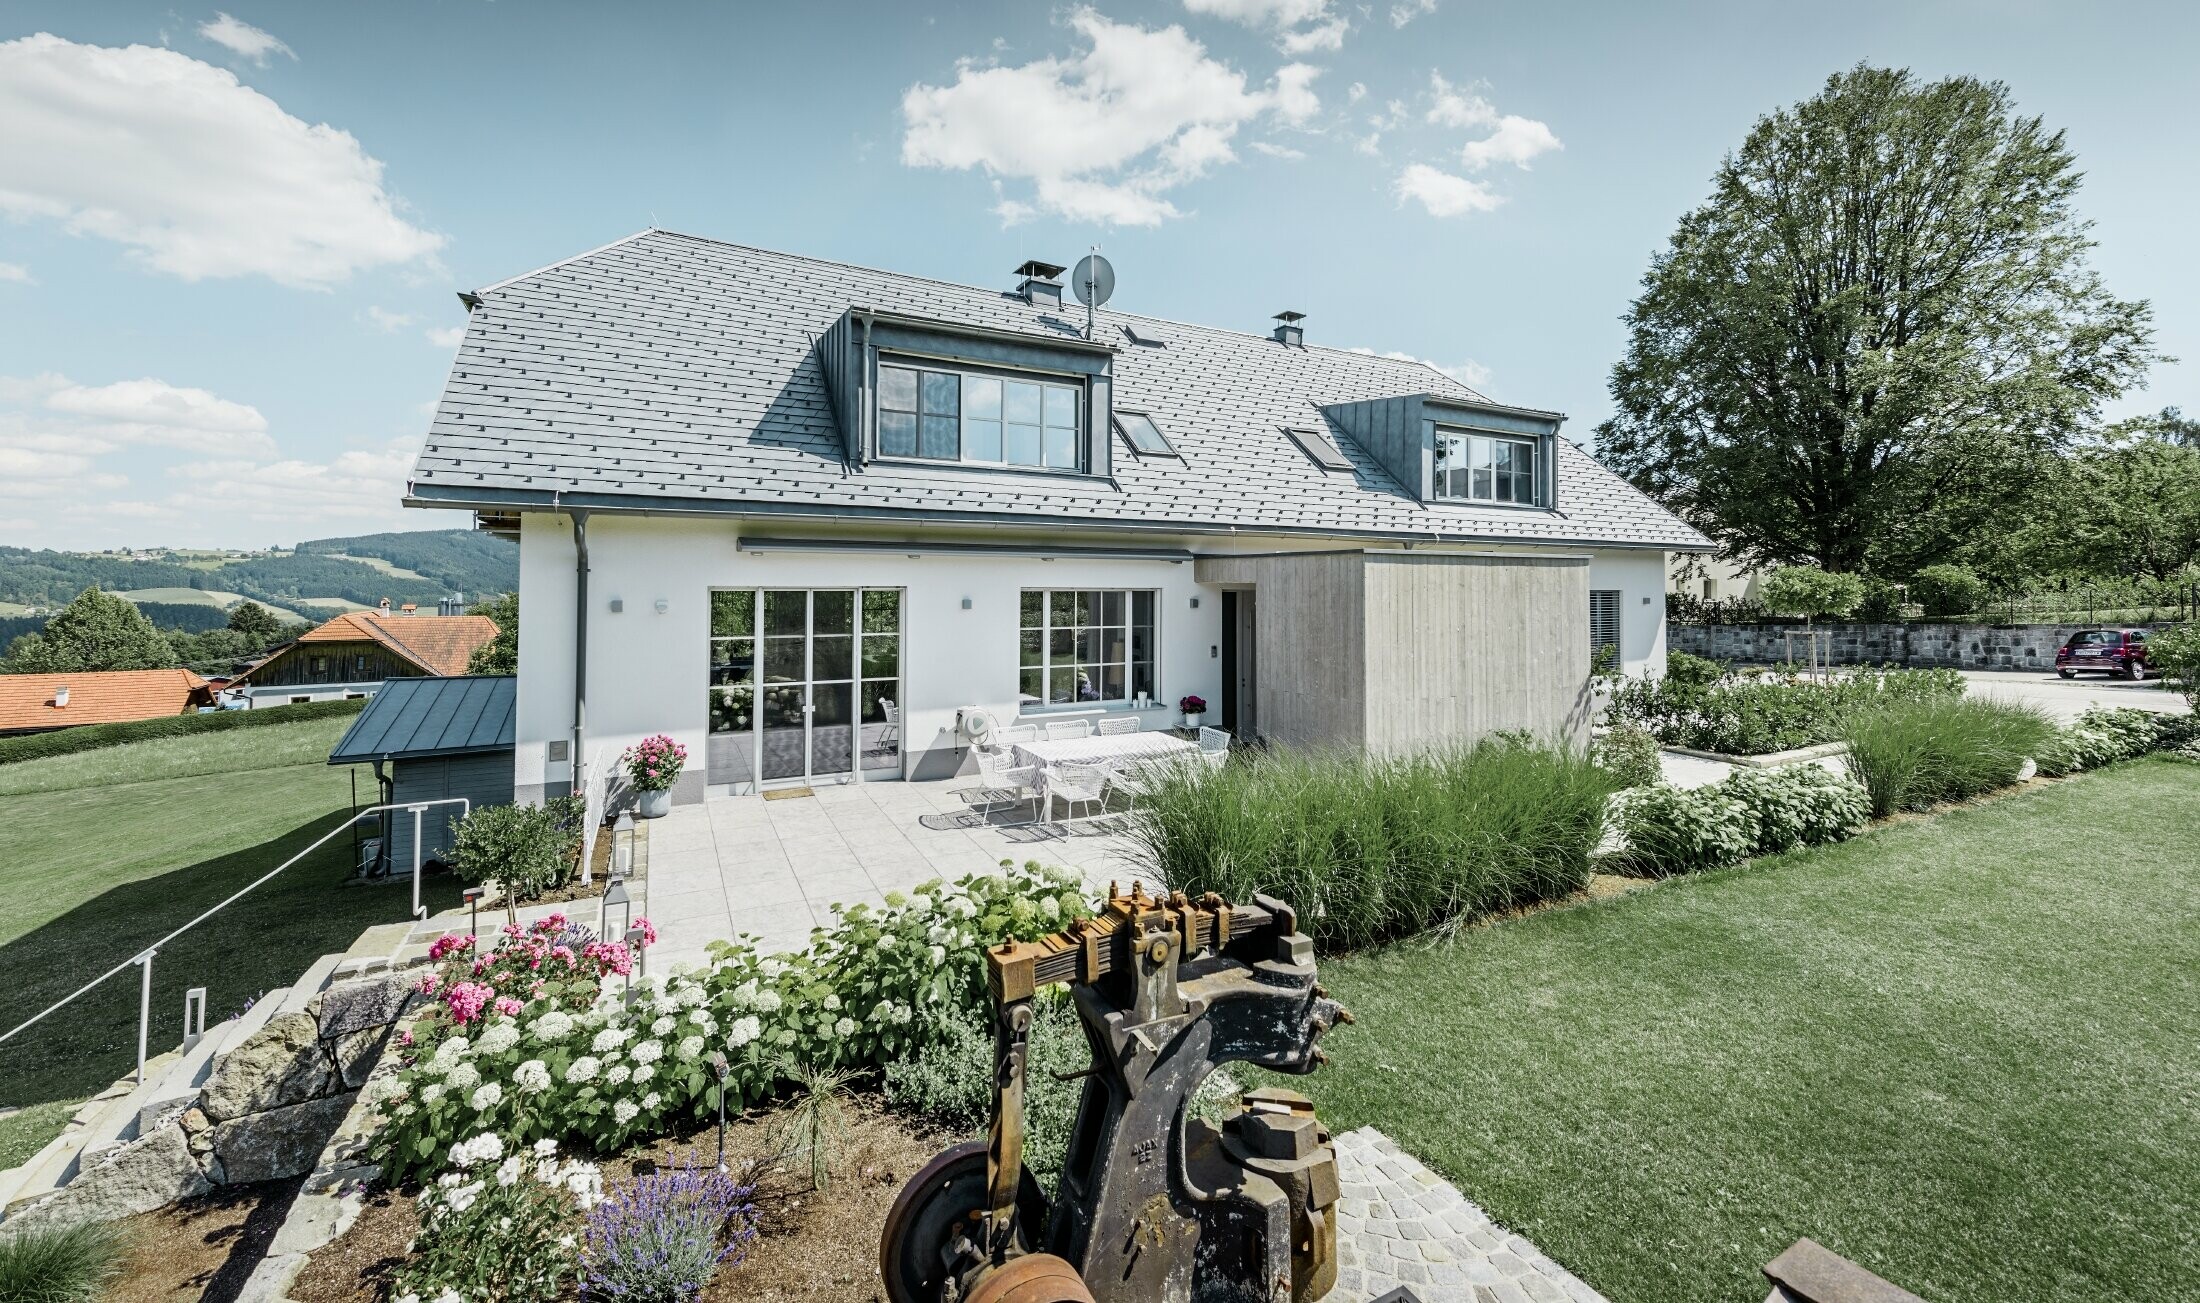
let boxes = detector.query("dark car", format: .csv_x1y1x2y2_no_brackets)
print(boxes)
2055,628,2151,680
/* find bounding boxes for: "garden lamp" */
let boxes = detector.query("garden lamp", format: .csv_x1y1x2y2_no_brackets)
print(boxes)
601,878,631,947
611,811,635,879
704,1050,730,1171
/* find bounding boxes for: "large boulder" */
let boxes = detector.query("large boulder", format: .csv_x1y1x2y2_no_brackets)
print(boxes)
1,1124,208,1232
312,972,419,1040
207,1093,358,1184
201,1012,334,1122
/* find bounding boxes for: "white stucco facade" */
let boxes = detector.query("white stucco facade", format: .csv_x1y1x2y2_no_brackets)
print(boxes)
512,514,1676,805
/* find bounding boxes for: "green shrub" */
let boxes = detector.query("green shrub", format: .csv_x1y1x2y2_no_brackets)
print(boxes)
446,798,585,901
1125,738,1617,951
1613,783,1754,876
883,993,1086,1190
2148,623,2200,707
1592,727,1664,789
1719,765,1871,852
2035,707,2172,777
0,695,366,766
1840,697,2056,816
1606,665,1965,756
1855,578,1905,622
1909,564,1988,618
0,1220,125,1303
1762,565,1866,621
393,1133,600,1303
1664,650,1725,690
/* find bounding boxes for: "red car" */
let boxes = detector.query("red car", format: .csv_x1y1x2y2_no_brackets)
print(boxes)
2056,628,2151,680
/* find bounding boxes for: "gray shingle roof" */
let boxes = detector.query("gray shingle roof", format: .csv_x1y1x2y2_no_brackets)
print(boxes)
408,230,1709,551
328,675,515,764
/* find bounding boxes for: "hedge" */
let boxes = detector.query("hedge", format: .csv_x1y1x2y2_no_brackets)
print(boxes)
0,695,368,766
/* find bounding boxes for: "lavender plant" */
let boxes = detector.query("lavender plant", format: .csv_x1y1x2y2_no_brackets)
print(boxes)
582,1160,757,1301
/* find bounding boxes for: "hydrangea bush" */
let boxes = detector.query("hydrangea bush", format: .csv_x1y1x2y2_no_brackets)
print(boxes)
372,862,1090,1180
1719,765,1871,853
391,1133,602,1303
409,914,644,1041
1615,764,1870,876
2034,706,2171,777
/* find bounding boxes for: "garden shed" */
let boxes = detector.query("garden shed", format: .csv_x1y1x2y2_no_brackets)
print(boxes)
328,675,516,875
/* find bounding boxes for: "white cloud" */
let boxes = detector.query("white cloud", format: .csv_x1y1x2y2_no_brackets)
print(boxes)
0,262,31,283
1423,73,1560,170
365,306,415,332
1250,141,1306,160
166,438,425,527
1277,17,1348,53
1390,0,1439,27
902,9,1321,226
1459,114,1562,170
1185,0,1349,54
197,12,293,65
1347,82,1367,104
425,325,466,349
0,34,443,287
1393,163,1502,217
1348,347,1491,390
35,376,275,457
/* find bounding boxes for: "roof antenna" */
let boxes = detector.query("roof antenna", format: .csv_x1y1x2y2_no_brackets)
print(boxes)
1072,247,1116,341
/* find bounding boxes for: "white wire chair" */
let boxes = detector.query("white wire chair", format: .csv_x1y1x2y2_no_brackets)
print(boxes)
973,746,1043,823
1096,716,1140,736
1197,726,1232,754
1045,719,1094,741
1046,763,1111,821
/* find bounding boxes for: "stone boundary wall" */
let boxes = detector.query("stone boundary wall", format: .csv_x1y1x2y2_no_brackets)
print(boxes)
1672,622,2105,671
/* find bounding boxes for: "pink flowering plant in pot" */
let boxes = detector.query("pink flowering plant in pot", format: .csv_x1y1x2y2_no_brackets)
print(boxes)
622,734,688,818
1179,694,1208,727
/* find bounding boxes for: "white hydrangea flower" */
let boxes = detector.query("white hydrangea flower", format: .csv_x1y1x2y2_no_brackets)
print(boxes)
834,1017,856,1037
729,1015,761,1049
495,1155,523,1186
565,1055,600,1084
760,958,788,979
822,993,841,1012
613,1099,639,1125
687,1007,713,1026
475,1021,521,1056
630,1039,663,1065
754,989,783,1013
444,1063,482,1092
1041,895,1062,920
533,1138,559,1157
591,1026,631,1054
928,945,946,966
731,978,759,1009
633,1063,655,1084
433,1035,470,1062
676,983,707,1008
642,1091,662,1111
470,1082,504,1111
450,1133,504,1168
421,1082,445,1105
514,1059,552,1094
677,1035,704,1060
877,933,897,950
651,1015,675,1036
607,1063,631,1085
926,924,949,945
531,1011,575,1041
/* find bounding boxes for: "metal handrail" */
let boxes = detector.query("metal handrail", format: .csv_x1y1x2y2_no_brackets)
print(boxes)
0,798,470,1082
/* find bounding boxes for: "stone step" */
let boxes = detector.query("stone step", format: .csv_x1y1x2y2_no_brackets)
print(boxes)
0,1050,181,1218
272,953,344,1021
331,922,416,980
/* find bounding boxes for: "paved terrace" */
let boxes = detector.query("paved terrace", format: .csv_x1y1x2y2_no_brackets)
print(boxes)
639,780,1142,970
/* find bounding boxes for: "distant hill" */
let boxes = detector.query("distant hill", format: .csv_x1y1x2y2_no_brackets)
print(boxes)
0,530,517,616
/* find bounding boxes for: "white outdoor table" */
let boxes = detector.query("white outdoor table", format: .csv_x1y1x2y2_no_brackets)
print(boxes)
1011,731,1197,772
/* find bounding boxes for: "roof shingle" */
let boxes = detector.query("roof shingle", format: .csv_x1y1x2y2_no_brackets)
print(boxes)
0,669,212,734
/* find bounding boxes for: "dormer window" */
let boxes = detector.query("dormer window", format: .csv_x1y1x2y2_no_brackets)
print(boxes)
878,359,1083,471
1433,428,1540,504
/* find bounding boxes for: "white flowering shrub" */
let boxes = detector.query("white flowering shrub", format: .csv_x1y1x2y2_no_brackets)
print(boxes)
2034,707,2167,777
1719,765,1870,853
373,862,1090,1180
1613,783,1755,877
391,1134,601,1303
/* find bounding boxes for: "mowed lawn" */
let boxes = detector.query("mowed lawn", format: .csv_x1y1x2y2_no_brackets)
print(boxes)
1296,759,2200,1303
0,715,463,1120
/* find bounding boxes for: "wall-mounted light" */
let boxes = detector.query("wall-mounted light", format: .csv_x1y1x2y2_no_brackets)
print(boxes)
608,597,624,613
1189,596,1200,609
654,598,669,615
960,597,972,610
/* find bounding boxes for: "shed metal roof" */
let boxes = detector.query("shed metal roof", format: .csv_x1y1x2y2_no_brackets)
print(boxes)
328,675,516,764
408,229,1711,552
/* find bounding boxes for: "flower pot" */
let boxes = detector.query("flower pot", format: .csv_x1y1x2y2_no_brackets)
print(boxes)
637,787,672,819
1182,712,1203,730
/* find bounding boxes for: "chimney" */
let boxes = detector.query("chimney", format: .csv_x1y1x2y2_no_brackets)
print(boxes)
377,597,392,615
1271,311,1306,347
1014,259,1067,308
53,685,69,708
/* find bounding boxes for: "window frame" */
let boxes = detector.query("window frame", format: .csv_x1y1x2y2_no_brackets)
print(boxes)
1018,588,1159,710
1113,409,1180,459
1283,425,1354,472
1432,426,1543,506
875,354,1089,473
1589,589,1622,664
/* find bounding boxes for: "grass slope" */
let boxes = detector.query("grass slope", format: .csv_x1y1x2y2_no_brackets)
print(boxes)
0,715,462,1114
1296,760,2200,1303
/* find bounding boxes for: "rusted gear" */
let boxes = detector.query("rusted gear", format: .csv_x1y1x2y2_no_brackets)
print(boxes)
880,1141,1050,1303
963,1254,1096,1303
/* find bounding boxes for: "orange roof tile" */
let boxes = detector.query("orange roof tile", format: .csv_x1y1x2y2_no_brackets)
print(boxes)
0,669,213,733
292,611,500,677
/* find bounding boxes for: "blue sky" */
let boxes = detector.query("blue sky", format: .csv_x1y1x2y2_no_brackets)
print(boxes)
0,0,2191,549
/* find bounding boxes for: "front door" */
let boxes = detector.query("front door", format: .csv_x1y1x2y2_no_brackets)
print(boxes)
709,588,903,792
1220,590,1256,737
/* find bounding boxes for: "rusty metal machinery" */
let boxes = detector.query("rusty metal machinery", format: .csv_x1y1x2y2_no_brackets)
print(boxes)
882,884,1352,1303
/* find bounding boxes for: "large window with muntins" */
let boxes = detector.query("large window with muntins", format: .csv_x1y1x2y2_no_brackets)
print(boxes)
708,587,903,791
1019,589,1157,707
1433,429,1539,504
878,359,1083,470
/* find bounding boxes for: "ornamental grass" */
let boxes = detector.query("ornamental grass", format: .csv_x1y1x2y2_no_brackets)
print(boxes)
1840,695,2057,817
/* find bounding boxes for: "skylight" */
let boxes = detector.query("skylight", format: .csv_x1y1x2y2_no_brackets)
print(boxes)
1121,325,1168,348
1114,410,1179,458
1283,426,1353,472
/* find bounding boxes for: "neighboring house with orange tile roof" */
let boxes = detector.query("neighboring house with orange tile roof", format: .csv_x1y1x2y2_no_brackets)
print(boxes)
0,669,215,736
217,605,500,707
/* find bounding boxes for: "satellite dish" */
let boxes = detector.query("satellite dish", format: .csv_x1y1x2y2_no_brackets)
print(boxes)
1072,254,1115,308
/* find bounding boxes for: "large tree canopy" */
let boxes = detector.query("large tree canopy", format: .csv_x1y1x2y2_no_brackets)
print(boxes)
1597,65,2159,575
2,587,180,673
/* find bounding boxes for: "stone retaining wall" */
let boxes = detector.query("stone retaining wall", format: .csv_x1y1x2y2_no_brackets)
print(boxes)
1672,622,2102,671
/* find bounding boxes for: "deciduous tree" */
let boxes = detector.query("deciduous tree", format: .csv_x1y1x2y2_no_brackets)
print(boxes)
2,587,180,672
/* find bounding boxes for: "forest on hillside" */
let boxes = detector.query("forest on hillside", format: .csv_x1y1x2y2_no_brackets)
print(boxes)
0,530,517,612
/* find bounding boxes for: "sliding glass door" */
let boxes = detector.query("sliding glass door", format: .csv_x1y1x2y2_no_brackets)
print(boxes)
708,587,901,792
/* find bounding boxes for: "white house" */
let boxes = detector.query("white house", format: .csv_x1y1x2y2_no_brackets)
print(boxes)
404,231,1709,806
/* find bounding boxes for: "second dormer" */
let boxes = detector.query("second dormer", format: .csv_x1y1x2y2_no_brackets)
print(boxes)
1322,393,1565,510
815,303,1119,479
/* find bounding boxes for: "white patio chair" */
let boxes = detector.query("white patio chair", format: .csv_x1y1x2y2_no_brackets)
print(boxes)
879,700,899,747
973,745,1043,823
1096,716,1139,736
998,723,1040,744
1198,726,1232,755
1105,757,1162,810
1046,763,1110,821
1045,719,1094,741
